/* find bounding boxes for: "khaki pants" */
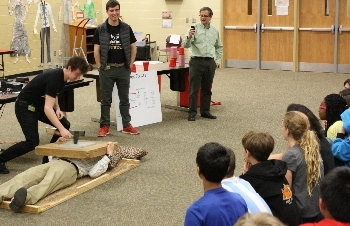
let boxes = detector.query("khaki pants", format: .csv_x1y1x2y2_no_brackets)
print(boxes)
0,160,77,204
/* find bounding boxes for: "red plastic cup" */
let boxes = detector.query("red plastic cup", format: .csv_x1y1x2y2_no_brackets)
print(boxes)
131,63,136,72
178,47,184,55
143,61,149,71
169,58,176,67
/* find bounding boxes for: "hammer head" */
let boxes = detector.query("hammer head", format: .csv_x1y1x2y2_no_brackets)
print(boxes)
73,131,80,144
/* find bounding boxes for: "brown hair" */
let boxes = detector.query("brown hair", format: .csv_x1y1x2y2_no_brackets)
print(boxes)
106,0,120,11
225,148,236,178
241,131,275,162
65,56,89,74
283,111,322,195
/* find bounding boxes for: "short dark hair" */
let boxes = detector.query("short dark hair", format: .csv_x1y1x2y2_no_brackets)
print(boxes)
241,131,274,162
196,142,230,183
106,0,120,11
199,7,213,17
65,56,89,74
344,79,350,87
320,167,350,222
225,148,236,178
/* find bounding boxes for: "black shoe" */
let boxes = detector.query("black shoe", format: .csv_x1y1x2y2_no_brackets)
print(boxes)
188,115,196,121
0,162,9,174
10,187,27,213
201,112,217,119
42,156,49,164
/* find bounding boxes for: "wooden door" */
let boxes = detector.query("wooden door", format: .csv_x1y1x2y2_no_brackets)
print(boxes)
338,0,350,73
260,0,294,70
299,0,336,72
224,0,258,68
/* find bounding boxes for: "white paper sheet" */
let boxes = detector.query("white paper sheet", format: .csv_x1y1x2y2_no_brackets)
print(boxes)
169,34,181,44
276,6,288,15
113,70,162,131
275,0,289,6
162,19,172,28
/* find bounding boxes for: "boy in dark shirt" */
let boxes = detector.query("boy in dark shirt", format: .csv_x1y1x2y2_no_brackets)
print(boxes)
239,131,301,226
0,56,89,174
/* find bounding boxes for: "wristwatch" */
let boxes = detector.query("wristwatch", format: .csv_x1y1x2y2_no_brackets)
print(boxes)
105,154,112,159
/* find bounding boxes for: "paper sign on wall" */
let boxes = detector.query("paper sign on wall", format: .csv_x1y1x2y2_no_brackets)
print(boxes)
113,70,162,131
275,0,289,6
276,6,288,15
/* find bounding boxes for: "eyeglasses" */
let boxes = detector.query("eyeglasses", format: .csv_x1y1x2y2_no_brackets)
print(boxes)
199,15,210,18
319,105,327,110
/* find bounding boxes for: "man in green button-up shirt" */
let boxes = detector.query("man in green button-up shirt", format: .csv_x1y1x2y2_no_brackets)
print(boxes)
183,7,223,122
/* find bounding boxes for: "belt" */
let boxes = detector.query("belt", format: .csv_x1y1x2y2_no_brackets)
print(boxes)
109,46,122,49
60,158,79,175
192,57,214,60
108,63,125,67
16,99,28,104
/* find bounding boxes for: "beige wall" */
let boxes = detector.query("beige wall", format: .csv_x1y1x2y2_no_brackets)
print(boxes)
1,0,222,76
99,0,222,61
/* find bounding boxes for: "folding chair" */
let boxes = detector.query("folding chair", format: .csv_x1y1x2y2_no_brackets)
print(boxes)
158,35,182,62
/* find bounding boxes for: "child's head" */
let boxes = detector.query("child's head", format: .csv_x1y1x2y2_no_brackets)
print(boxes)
241,131,274,162
282,111,310,141
344,79,350,89
320,167,350,222
286,103,324,140
234,213,286,226
319,94,347,131
196,142,230,183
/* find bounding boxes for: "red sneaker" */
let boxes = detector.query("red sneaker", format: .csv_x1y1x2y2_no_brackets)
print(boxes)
98,125,109,137
122,125,140,135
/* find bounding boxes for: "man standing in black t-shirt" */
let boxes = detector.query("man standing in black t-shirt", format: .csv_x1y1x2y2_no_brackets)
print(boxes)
93,0,139,137
0,56,89,174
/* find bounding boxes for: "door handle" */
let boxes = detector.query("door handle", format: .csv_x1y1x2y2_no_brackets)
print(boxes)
224,24,257,33
260,24,294,32
299,25,335,34
339,25,350,34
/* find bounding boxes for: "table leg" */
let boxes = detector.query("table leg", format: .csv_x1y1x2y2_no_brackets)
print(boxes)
1,54,4,80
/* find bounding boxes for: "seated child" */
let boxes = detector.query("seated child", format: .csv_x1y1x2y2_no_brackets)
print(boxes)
239,131,301,226
300,167,350,226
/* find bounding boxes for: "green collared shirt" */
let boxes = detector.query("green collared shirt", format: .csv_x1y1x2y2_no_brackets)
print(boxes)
182,23,223,64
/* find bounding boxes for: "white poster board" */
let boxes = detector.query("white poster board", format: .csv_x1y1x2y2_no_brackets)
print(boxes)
113,70,162,131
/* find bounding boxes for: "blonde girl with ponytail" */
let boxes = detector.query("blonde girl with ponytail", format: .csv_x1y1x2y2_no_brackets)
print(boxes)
280,111,323,223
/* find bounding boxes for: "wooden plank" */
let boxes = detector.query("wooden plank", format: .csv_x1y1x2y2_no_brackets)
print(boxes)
0,159,140,214
35,141,119,159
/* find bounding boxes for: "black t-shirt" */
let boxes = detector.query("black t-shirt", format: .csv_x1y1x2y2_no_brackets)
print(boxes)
18,68,66,107
92,22,137,64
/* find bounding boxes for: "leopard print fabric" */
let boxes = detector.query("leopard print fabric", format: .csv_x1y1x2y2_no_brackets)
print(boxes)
108,146,148,169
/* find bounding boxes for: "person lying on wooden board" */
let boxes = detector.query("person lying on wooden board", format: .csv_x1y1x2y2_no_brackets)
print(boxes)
0,140,118,213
